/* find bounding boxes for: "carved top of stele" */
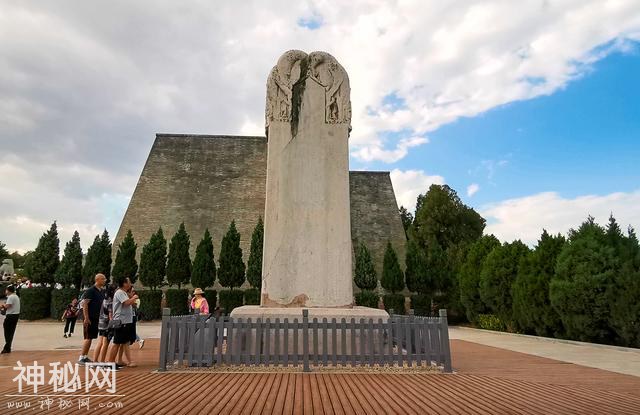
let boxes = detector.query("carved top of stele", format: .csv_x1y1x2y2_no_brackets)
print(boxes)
265,50,351,134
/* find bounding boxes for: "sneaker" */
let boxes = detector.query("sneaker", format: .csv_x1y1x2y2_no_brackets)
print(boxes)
68,333,72,337
138,339,145,349
77,357,93,365
64,334,67,338
0,350,10,354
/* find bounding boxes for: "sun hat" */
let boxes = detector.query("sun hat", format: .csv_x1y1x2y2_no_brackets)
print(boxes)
193,288,204,295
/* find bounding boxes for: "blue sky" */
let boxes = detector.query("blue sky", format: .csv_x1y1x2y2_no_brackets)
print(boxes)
355,44,640,233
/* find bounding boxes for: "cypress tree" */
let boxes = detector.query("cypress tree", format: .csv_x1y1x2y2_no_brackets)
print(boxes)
30,221,60,284
550,217,616,343
99,230,112,281
512,230,565,336
459,235,500,322
82,235,102,286
112,230,138,284
55,231,83,288
218,221,245,289
479,240,530,329
354,243,377,290
246,217,264,289
82,229,112,286
381,242,404,294
139,227,167,290
166,223,192,289
191,229,216,289
405,238,429,294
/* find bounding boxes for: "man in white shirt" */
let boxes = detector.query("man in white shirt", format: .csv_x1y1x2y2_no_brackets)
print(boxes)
106,277,138,367
1,285,20,353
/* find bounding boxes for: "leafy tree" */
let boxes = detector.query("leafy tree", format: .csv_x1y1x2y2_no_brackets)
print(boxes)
479,240,530,329
399,206,413,239
166,223,192,288
354,243,377,290
0,240,9,259
512,230,565,336
413,184,485,252
218,221,245,289
606,216,640,346
459,235,500,322
246,217,264,289
405,239,427,293
99,230,113,280
30,221,60,284
138,227,167,290
191,229,216,289
9,251,26,269
20,251,35,278
82,230,112,286
550,217,616,343
82,235,102,286
55,231,83,288
112,230,138,284
381,242,404,294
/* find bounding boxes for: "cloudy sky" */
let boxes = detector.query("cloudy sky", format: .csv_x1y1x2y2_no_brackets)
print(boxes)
1,0,639,252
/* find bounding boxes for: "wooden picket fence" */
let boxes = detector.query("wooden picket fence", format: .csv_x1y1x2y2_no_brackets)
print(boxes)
158,308,452,372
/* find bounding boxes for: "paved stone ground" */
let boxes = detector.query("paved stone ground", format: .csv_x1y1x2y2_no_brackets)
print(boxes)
450,326,640,377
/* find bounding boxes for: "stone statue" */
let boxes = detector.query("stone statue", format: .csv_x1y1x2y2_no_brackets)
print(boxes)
0,259,14,280
265,50,351,136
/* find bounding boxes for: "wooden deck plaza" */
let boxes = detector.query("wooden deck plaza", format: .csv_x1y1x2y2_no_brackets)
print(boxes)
1,338,639,414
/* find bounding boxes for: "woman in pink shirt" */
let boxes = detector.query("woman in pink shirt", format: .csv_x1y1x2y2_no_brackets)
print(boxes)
189,288,209,315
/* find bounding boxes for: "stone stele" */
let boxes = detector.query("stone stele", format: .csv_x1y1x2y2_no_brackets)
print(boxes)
232,50,387,321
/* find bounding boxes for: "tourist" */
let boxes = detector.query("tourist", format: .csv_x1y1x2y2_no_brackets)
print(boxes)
61,297,80,338
78,273,106,364
0,285,20,353
115,285,140,366
189,288,209,315
93,284,115,362
106,277,138,369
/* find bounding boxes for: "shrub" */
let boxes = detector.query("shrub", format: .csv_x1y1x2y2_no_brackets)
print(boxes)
165,288,189,315
381,242,404,294
51,288,79,320
244,288,260,305
204,289,217,309
383,293,405,315
137,290,163,321
19,287,52,320
410,294,430,316
477,314,506,332
354,243,377,290
219,289,244,315
355,290,379,308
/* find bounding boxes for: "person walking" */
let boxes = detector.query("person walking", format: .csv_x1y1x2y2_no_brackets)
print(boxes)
78,273,106,364
189,288,209,315
0,285,20,353
94,284,115,362
106,277,138,370
61,297,80,338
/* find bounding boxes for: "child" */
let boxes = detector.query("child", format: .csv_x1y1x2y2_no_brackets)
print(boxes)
61,298,79,338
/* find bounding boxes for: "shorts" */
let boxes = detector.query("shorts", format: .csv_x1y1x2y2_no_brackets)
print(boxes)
98,329,109,337
113,324,132,345
83,319,99,340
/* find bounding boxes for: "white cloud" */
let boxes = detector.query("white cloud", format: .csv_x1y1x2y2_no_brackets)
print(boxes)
467,183,480,197
390,169,445,213
482,190,640,245
350,135,428,163
1,1,640,250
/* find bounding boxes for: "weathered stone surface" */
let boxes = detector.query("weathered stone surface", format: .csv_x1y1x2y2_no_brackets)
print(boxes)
262,50,352,308
114,134,406,290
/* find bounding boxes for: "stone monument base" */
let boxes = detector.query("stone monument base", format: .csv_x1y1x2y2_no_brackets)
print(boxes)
229,306,389,356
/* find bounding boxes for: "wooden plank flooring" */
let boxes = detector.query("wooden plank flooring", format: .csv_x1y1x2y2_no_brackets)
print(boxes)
1,339,639,414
